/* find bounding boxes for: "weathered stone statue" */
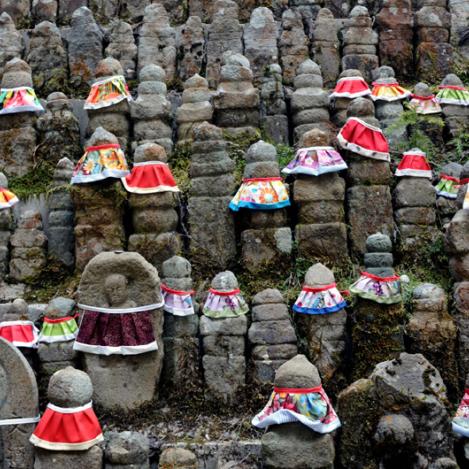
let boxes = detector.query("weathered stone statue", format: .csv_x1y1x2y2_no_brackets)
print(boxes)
349,233,405,379
200,270,248,405
293,263,347,386
31,367,104,468
73,251,164,411
253,355,339,469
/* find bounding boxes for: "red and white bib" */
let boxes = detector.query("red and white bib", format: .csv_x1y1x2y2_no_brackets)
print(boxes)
0,320,38,348
30,401,103,451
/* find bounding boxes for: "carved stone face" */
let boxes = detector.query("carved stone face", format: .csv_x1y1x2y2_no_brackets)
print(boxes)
104,274,129,307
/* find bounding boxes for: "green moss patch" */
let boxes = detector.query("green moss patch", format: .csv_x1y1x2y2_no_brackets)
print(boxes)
9,161,55,199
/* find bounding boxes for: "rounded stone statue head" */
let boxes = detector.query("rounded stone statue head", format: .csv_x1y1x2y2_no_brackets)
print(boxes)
104,273,136,308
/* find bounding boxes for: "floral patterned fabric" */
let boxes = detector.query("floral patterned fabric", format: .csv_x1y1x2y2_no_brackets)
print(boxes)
464,185,469,210
293,284,347,315
0,87,44,115
371,82,411,102
161,284,195,316
229,177,290,211
452,389,469,437
203,288,249,319
39,316,78,343
252,385,341,433
0,187,19,209
435,174,461,199
435,86,469,106
74,306,159,355
282,147,347,176
84,75,132,110
71,143,130,184
408,94,442,115
350,272,402,304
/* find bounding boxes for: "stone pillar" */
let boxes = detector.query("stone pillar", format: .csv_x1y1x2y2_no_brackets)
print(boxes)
248,289,297,384
36,92,82,165
438,74,469,138
338,353,455,469
375,0,413,80
259,355,336,469
291,59,331,143
415,0,453,81
27,21,67,96
0,172,13,281
0,337,39,469
371,66,408,146
200,271,248,405
131,64,173,154
10,210,48,284
188,122,236,272
213,52,260,139
104,432,150,469
161,256,200,393
342,98,394,259
105,20,137,80
32,367,103,468
68,7,104,89
86,58,131,150
405,283,458,399
127,143,181,270
329,69,370,127
294,263,347,386
71,128,126,271
37,297,77,382
48,158,75,269
76,251,165,411
138,3,176,81
279,8,309,86
260,64,288,145
237,141,293,274
393,151,439,253
436,162,463,226
290,0,322,35
177,16,205,82
176,74,213,144
350,233,405,380
243,7,278,85
293,129,348,265
341,6,378,81
408,82,444,147
206,0,243,88
311,8,340,87
0,59,38,177
0,12,23,77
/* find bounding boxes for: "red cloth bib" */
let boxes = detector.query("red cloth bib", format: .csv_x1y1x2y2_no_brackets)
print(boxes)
30,402,103,451
122,161,179,194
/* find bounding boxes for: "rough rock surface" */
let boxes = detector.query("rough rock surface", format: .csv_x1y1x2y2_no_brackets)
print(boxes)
338,353,455,468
